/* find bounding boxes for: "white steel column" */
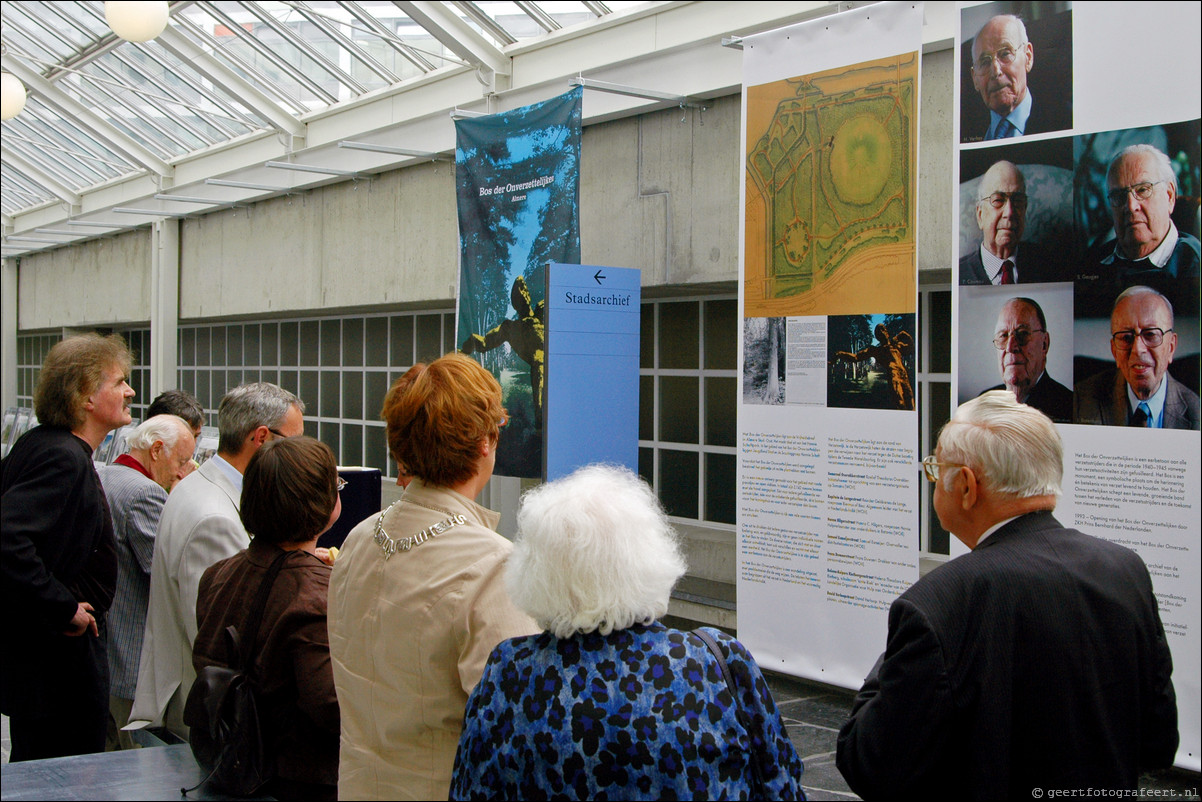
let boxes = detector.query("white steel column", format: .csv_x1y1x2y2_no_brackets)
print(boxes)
1,258,18,408
150,219,179,399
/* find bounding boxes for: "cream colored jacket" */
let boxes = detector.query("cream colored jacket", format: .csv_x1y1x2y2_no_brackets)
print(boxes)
328,480,538,801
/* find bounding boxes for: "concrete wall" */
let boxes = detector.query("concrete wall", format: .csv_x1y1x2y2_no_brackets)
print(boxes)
18,230,149,330
581,96,742,286
176,160,461,319
918,48,955,272
16,49,953,328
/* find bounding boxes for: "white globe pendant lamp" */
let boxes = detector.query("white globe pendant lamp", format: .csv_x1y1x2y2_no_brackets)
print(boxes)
1,72,27,121
105,1,171,43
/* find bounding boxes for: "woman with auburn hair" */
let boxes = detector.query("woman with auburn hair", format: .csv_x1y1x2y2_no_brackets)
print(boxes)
188,436,342,801
449,464,806,801
328,352,538,801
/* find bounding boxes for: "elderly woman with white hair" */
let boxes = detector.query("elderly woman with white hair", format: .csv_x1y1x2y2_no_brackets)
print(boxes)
449,464,805,801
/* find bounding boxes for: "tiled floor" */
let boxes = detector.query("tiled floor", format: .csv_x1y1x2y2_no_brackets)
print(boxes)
763,671,858,800
761,669,1201,801
4,682,1199,801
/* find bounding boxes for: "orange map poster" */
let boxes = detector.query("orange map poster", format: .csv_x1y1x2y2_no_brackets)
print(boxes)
744,53,918,317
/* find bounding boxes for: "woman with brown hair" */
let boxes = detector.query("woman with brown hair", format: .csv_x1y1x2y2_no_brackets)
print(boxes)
188,436,342,801
328,352,538,801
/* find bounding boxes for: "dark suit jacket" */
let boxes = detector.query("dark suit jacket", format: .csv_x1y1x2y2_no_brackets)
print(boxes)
836,511,1178,801
959,242,1064,285
1015,91,1071,138
1074,369,1201,430
1077,231,1200,316
984,373,1072,422
964,89,1073,143
1,426,117,721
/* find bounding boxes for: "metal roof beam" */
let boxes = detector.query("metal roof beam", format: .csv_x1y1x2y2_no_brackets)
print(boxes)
288,3,402,85
1,54,174,178
244,0,368,94
395,1,511,75
155,25,307,140
0,149,82,209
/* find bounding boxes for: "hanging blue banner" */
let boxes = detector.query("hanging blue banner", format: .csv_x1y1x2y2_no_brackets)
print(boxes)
455,87,582,478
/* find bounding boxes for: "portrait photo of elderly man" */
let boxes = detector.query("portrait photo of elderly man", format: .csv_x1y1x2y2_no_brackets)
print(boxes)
1074,286,1200,429
959,283,1074,420
1082,143,1201,314
960,160,1066,285
960,5,1072,143
983,296,1073,422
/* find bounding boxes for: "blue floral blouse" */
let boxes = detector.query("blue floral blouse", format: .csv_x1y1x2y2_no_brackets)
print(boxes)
449,623,806,800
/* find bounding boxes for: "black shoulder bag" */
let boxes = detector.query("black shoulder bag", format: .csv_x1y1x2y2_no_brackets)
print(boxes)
694,628,769,799
183,550,289,797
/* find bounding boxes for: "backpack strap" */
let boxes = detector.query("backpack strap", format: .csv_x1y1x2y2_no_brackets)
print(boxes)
235,549,291,672
693,628,768,798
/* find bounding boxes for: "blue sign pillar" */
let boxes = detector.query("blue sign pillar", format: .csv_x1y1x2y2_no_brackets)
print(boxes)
544,263,641,481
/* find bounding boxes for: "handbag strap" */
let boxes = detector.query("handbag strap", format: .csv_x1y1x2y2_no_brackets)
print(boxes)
693,628,768,798
236,549,291,671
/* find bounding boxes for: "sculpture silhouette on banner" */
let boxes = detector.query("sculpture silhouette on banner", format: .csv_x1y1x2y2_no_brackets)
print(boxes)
461,275,546,427
832,323,915,410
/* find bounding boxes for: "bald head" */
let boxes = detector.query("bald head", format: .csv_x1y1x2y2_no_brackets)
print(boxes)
976,160,1028,259
971,15,1034,116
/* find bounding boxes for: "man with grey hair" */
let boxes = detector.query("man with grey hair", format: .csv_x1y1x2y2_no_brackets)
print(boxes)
128,383,304,740
1075,285,1200,429
1083,144,1200,312
967,14,1068,141
97,414,196,749
837,391,1178,799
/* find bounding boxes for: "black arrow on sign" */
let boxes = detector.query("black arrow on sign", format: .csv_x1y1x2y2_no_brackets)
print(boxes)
593,269,606,285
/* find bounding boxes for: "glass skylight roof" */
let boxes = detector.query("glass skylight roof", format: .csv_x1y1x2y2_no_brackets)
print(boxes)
1,0,646,221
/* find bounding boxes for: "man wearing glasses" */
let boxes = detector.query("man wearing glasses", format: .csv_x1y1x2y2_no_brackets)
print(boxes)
967,14,1068,141
837,391,1178,799
1084,145,1201,313
960,161,1058,285
1075,286,1199,429
983,297,1072,422
128,383,306,740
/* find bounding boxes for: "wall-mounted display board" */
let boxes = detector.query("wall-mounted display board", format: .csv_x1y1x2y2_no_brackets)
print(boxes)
737,1,924,689
953,1,1201,770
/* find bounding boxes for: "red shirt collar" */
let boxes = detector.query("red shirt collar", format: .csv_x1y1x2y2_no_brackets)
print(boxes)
114,453,155,481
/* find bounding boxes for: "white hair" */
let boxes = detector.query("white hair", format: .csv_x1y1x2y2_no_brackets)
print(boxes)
506,464,687,638
1108,144,1178,193
938,390,1062,498
125,414,190,452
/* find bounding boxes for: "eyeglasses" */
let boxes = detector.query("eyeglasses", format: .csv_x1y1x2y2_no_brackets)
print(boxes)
1111,327,1172,350
971,42,1026,73
336,477,348,493
992,328,1044,349
497,412,509,429
1106,181,1165,208
921,455,963,483
267,427,291,439
978,191,1028,210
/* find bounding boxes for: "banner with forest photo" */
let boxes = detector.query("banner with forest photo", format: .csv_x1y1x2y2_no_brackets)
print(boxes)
454,88,582,478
